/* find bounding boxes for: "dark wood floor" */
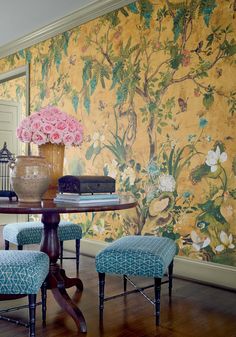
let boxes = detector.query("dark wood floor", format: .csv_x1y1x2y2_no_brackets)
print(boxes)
0,251,235,337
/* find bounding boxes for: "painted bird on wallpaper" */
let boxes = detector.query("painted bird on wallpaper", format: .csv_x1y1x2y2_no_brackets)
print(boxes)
191,40,203,54
178,97,188,113
216,67,223,78
98,100,107,111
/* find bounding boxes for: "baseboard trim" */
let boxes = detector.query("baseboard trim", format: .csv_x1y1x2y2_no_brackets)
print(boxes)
64,238,236,290
173,256,236,291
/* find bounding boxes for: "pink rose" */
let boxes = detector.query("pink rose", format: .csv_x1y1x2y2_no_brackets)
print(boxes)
16,127,22,139
55,121,68,131
38,109,48,119
49,130,63,144
32,131,47,145
42,123,54,134
44,113,58,124
63,133,75,146
30,119,42,132
20,117,31,129
49,106,60,114
58,112,68,121
21,129,32,143
67,120,77,132
74,131,83,145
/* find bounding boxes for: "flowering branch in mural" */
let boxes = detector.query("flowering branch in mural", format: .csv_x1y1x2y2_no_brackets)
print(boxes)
189,141,236,260
82,1,236,160
79,0,236,264
1,0,236,266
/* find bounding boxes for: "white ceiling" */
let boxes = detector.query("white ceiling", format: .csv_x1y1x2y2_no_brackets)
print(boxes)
0,0,97,48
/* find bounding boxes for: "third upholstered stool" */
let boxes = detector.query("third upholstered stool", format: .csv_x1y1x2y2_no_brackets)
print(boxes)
3,221,82,274
0,250,49,336
95,235,176,325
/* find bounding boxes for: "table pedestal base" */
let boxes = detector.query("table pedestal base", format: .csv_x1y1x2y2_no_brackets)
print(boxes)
41,213,87,333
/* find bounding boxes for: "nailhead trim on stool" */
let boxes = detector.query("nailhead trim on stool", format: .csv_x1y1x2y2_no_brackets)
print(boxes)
3,221,82,274
95,235,176,325
0,250,49,336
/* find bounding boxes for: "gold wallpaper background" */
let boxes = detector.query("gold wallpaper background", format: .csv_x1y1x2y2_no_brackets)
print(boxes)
0,0,236,267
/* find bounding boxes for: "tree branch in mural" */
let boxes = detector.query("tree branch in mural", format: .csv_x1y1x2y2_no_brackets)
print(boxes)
5,32,81,111
82,0,236,161
3,0,236,265
80,0,236,263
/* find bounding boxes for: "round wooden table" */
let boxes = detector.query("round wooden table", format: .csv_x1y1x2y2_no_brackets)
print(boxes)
0,195,137,333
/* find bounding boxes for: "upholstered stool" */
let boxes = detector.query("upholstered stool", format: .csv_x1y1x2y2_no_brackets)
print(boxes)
95,235,176,325
3,221,82,274
0,250,49,336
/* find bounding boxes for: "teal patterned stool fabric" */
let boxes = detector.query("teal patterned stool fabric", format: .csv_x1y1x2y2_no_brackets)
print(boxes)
95,235,176,325
96,236,176,277
0,250,49,337
3,221,82,245
0,250,49,294
3,221,82,274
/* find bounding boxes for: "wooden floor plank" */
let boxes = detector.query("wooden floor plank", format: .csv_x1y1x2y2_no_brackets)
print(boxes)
0,253,235,337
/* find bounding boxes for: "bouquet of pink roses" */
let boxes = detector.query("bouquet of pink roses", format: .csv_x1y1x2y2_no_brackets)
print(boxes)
16,106,83,146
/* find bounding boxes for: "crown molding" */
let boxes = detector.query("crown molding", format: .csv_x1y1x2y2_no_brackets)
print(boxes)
0,0,135,60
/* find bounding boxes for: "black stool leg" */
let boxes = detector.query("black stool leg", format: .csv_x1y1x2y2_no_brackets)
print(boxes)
60,241,63,266
168,260,174,298
123,275,127,292
75,239,80,276
98,272,105,320
41,280,47,327
154,277,161,326
4,240,9,250
28,294,37,337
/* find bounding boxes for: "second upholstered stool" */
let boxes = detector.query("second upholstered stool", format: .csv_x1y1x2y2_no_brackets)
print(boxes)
3,221,82,274
95,235,176,325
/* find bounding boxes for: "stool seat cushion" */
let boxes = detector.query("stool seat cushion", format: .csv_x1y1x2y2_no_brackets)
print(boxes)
0,250,49,294
96,236,176,278
3,221,82,246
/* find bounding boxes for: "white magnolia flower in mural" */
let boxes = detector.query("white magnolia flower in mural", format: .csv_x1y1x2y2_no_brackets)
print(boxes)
93,132,105,148
121,167,136,186
205,146,227,172
92,225,105,234
158,174,176,192
191,231,210,251
105,159,118,179
215,231,235,252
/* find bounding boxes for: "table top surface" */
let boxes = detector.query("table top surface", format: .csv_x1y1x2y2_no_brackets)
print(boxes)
0,195,137,214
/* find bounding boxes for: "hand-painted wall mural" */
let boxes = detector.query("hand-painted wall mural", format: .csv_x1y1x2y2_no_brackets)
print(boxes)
0,0,236,267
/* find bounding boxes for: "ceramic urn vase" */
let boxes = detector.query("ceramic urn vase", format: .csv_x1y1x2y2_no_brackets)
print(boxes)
9,155,50,203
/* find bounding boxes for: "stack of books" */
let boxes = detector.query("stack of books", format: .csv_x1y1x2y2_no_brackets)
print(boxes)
53,193,120,205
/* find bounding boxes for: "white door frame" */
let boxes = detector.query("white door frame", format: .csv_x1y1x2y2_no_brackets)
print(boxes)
0,64,30,224
0,64,30,118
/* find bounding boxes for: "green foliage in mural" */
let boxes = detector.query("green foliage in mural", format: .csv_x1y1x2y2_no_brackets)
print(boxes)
79,0,236,164
2,0,235,267
72,91,79,112
78,0,236,266
199,0,217,26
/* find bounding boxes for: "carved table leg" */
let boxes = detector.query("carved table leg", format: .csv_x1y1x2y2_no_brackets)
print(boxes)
40,212,86,332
